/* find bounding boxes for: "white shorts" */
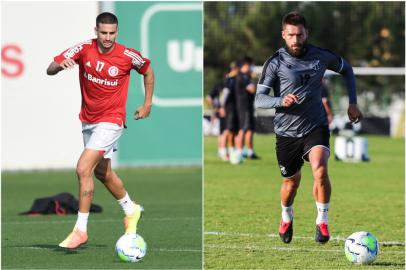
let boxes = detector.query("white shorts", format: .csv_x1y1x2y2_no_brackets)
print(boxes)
82,122,123,159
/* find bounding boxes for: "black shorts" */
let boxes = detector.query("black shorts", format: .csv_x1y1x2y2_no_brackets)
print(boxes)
237,108,255,131
275,126,330,178
225,104,239,132
219,116,226,133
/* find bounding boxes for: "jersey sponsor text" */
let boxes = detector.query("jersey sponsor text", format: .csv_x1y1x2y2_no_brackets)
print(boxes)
83,72,118,86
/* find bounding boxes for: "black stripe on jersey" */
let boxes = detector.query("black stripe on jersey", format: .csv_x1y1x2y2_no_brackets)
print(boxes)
258,51,279,85
314,46,342,63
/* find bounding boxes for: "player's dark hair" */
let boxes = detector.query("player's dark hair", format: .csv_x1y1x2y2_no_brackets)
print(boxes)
229,61,237,71
236,56,254,67
282,11,307,29
96,12,118,27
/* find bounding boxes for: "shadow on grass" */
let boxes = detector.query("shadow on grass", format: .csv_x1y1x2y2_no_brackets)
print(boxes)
382,243,405,247
5,244,108,255
372,261,405,267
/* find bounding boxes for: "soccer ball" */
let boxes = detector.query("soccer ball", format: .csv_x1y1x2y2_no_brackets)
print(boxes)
229,150,243,165
115,233,147,262
344,231,379,264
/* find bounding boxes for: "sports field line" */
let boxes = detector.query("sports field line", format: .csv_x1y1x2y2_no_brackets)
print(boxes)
3,216,201,225
205,243,342,253
205,243,404,255
205,231,405,246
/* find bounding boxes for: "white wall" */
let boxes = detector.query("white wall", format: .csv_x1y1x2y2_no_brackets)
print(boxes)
2,2,98,170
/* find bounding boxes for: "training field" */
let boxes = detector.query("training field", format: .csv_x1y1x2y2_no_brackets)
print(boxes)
204,135,405,269
2,167,202,269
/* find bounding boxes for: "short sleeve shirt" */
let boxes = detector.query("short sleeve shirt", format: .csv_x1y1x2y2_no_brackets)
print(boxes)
54,39,151,125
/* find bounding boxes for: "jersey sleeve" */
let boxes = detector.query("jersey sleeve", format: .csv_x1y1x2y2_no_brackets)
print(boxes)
257,56,278,90
219,77,232,107
324,49,344,73
54,40,93,64
324,49,357,104
255,56,283,109
124,48,151,74
209,82,222,99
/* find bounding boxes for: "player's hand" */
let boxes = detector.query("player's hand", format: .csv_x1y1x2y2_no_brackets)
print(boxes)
134,104,152,120
59,59,76,70
282,94,299,107
219,107,226,117
327,113,333,124
347,104,363,124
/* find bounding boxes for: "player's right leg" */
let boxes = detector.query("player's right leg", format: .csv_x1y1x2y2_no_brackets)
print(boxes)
59,148,103,249
218,129,229,161
217,116,229,161
233,107,245,160
275,135,304,243
279,172,301,243
94,158,144,234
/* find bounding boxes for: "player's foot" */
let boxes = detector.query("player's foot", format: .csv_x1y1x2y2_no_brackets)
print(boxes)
247,153,261,160
58,228,88,249
315,223,330,243
219,154,229,161
279,221,293,244
123,203,144,234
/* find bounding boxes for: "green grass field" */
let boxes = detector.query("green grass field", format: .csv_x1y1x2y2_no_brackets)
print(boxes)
2,167,202,269
204,135,405,269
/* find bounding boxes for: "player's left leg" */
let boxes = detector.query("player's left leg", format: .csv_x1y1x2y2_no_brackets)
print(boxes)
218,116,229,161
309,146,331,243
94,158,143,234
244,129,259,159
235,129,244,156
243,110,259,159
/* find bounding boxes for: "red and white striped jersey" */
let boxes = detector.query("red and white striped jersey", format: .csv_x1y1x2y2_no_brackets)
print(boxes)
54,39,151,125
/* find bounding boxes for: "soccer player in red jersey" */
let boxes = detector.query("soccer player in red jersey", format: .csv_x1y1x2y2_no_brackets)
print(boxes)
46,12,154,249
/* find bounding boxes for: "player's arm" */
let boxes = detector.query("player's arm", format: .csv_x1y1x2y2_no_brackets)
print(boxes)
206,95,214,107
336,58,363,123
322,98,333,124
135,66,154,120
218,86,230,118
246,83,256,94
255,58,298,109
321,85,333,124
48,40,92,76
46,59,77,75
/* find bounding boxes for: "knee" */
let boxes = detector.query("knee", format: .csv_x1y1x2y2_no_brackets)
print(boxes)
76,164,93,180
283,179,300,193
313,166,329,183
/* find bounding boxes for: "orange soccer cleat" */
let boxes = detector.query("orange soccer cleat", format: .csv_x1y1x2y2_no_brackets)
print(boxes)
59,228,88,249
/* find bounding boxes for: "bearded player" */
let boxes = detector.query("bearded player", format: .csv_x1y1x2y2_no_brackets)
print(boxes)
46,12,154,249
255,11,362,244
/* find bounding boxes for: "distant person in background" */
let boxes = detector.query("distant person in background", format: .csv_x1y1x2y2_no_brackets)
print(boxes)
219,61,240,160
206,80,228,160
46,12,154,249
321,74,333,125
255,11,362,244
234,57,260,160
